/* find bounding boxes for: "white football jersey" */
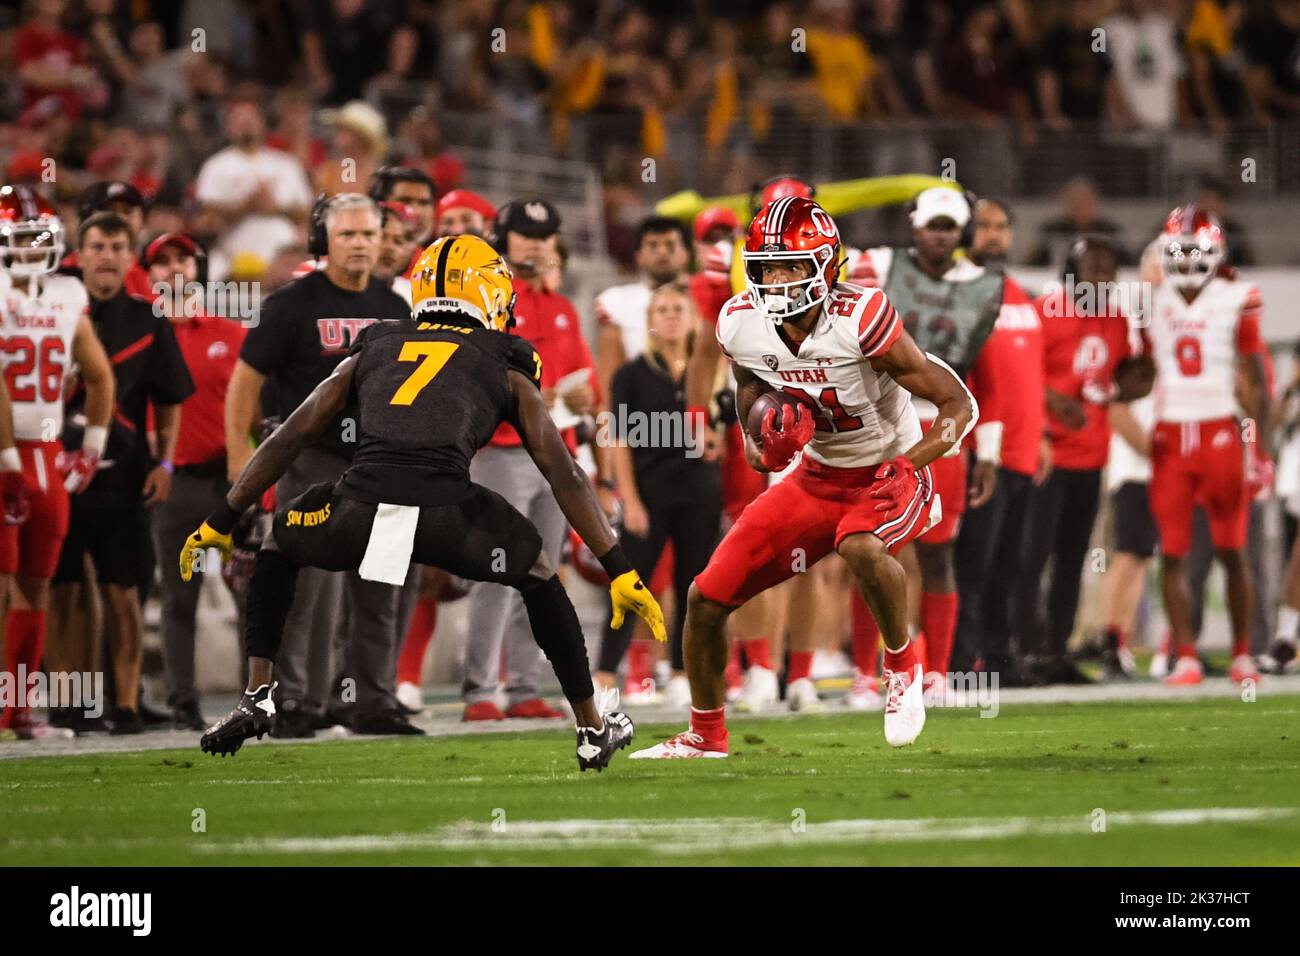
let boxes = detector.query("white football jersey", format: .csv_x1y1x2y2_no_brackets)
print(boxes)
716,282,921,468
0,270,87,442
1147,278,1261,423
594,281,652,360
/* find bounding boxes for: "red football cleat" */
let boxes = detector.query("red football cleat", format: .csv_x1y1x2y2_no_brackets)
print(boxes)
505,698,565,719
462,701,506,722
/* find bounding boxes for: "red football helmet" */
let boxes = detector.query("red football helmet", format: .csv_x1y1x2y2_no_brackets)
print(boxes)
0,184,64,278
742,196,840,324
750,175,816,215
1160,204,1225,290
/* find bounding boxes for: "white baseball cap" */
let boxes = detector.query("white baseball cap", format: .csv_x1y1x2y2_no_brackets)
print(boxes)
911,187,970,229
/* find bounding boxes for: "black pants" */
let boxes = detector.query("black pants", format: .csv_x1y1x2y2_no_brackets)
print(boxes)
598,485,721,674
1012,466,1102,660
952,467,1033,670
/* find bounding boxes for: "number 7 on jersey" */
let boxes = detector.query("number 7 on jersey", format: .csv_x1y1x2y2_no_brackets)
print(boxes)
390,341,460,405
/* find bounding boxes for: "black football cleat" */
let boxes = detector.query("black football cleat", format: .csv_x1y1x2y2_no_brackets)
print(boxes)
576,711,634,772
200,683,276,757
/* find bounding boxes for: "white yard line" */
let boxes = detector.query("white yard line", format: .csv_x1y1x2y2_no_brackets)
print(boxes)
173,807,1297,856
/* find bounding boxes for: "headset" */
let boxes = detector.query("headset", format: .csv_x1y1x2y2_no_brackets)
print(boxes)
489,201,517,254
1061,232,1123,285
307,193,332,258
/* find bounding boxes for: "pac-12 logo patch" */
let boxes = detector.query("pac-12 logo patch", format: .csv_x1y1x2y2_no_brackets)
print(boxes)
763,353,779,370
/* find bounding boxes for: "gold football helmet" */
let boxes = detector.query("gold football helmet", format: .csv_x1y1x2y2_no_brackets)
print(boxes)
409,234,516,331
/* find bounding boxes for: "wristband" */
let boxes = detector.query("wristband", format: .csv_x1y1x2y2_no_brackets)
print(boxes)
160,460,175,475
598,478,616,491
206,498,243,536
974,421,1004,466
0,447,20,472
597,543,634,580
82,425,109,457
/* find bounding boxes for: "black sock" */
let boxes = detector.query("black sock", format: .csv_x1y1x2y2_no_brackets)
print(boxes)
245,549,301,662
519,574,595,705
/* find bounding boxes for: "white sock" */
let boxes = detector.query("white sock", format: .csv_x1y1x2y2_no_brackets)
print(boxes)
1277,605,1300,643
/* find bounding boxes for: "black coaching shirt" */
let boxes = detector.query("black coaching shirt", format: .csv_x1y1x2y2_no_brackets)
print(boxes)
68,288,195,508
337,314,543,506
240,269,409,457
609,352,720,502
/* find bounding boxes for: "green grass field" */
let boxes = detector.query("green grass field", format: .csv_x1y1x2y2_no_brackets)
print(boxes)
3,695,1298,866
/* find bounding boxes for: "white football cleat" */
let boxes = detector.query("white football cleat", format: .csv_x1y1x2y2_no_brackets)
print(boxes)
1149,635,1171,679
628,729,728,759
845,669,883,711
786,676,823,713
883,663,926,747
663,675,692,709
395,681,424,713
737,665,778,712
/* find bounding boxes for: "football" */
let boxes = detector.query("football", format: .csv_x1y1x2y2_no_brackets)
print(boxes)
746,390,814,440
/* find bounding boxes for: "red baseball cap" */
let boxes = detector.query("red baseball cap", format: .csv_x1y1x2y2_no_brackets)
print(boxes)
694,206,740,243
144,232,198,266
435,189,495,222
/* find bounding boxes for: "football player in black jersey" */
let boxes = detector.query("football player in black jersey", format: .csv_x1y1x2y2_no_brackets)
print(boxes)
180,235,664,771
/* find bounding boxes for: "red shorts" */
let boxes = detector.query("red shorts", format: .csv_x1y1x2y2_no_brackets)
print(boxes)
0,440,70,579
918,426,968,544
1149,417,1248,557
695,456,936,607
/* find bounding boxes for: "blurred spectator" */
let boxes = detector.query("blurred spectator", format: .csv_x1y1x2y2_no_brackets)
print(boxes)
1028,176,1125,268
1184,0,1248,133
14,0,103,121
301,0,418,106
144,232,245,731
939,2,1035,140
749,2,818,125
373,200,417,302
1038,0,1118,127
119,20,192,129
393,106,465,198
194,96,312,272
1241,0,1300,124
314,100,389,197
1102,0,1187,130
806,0,881,119
861,0,940,116
264,88,326,175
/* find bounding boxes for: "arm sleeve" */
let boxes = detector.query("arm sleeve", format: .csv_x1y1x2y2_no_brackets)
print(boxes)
856,288,902,357
1237,286,1264,355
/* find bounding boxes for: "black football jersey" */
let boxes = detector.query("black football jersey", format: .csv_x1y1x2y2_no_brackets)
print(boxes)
337,314,542,505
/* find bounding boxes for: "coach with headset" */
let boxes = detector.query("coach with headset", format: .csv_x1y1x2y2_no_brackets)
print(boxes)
222,192,414,737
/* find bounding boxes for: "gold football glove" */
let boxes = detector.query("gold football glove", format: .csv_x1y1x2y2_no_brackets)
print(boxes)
609,570,667,643
179,521,233,583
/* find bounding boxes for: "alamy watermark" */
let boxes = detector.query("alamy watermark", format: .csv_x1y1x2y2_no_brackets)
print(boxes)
594,406,706,458
151,277,262,326
1,667,104,718
1039,274,1154,325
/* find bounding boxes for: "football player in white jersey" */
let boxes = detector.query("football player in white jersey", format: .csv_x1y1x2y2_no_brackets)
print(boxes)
632,197,978,757
0,185,114,739
1145,205,1271,686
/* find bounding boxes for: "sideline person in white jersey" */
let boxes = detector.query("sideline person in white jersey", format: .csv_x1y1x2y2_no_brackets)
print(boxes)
0,185,114,740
